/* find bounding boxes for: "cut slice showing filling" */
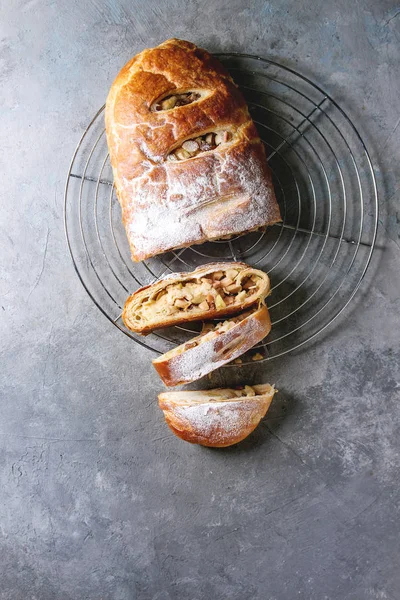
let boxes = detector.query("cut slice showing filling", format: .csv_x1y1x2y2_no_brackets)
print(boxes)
133,268,264,323
156,310,252,360
158,384,277,447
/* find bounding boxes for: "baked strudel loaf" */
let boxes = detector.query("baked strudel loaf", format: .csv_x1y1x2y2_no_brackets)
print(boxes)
105,38,281,261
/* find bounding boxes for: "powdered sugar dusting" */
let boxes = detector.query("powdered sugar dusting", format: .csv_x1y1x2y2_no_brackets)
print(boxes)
177,402,245,440
172,398,264,445
122,145,280,260
165,310,267,384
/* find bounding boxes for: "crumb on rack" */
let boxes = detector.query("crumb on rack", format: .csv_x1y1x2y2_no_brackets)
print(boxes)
234,358,243,364
252,353,264,361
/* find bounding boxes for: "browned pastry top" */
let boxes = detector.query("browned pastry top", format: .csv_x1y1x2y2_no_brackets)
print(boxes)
107,39,247,165
106,39,281,261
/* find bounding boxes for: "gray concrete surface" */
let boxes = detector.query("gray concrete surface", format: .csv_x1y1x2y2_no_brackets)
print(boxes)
1,1,399,598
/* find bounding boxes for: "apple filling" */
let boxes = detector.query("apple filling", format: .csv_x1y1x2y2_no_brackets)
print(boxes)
134,269,263,323
167,130,232,161
230,386,257,398
152,91,202,112
165,385,266,404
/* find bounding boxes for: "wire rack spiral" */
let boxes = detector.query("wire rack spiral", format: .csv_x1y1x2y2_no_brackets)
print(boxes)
64,53,378,364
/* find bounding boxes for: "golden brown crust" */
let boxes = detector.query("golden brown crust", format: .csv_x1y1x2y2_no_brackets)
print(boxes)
122,262,270,334
158,384,276,447
152,305,271,386
105,39,281,261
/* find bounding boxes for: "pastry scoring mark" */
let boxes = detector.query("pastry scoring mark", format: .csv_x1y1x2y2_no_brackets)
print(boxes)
167,130,233,162
151,90,205,112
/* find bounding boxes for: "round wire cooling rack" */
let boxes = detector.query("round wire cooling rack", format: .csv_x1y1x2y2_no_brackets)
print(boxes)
64,53,378,364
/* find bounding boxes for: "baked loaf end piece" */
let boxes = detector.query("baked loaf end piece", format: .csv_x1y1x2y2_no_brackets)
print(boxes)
105,38,281,261
158,384,276,447
122,262,270,334
152,305,271,386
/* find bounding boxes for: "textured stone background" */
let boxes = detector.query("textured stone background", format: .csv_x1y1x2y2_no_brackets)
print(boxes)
1,1,399,598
